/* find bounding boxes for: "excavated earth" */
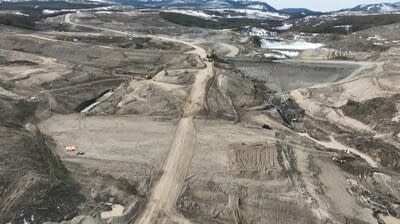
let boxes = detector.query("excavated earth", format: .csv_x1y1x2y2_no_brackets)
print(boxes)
0,9,400,224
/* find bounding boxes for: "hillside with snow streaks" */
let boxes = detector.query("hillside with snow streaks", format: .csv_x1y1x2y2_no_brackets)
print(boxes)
340,2,400,14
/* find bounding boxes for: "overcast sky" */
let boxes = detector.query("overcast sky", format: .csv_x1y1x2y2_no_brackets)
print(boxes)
266,0,399,11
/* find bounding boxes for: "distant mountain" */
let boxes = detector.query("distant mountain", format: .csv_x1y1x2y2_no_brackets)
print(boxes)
279,8,322,17
112,0,278,11
340,2,400,13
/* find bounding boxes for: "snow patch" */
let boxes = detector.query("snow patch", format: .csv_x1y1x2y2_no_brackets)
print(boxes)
380,4,396,12
264,50,300,59
247,4,265,10
42,6,114,14
243,26,277,37
273,50,299,57
260,39,323,50
333,25,352,31
14,11,29,16
165,9,214,19
367,35,385,41
264,52,286,59
214,9,289,20
163,9,288,20
274,23,293,31
95,11,113,14
101,204,125,219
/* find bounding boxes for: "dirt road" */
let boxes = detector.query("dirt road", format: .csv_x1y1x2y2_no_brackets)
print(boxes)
299,133,378,168
136,56,213,223
16,34,58,42
183,61,213,117
135,43,214,224
137,117,195,223
64,14,134,36
64,12,215,223
64,14,207,58
220,43,240,57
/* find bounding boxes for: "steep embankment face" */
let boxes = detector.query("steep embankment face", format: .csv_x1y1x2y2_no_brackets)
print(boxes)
233,59,358,91
0,96,84,224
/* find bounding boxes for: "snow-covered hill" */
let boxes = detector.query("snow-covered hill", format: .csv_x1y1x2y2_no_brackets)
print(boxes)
113,0,278,11
163,8,289,20
112,0,400,18
340,2,400,14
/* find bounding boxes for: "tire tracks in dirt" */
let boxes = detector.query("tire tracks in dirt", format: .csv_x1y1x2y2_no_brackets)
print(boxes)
63,13,215,224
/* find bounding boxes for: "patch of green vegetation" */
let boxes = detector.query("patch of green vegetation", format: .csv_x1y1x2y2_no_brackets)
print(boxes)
14,100,36,123
0,13,72,30
298,14,400,34
0,14,36,29
159,12,264,29
0,80,14,90
342,98,397,123
248,36,262,47
0,1,108,15
0,1,109,29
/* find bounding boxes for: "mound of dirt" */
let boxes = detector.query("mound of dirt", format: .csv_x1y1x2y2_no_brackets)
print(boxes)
90,79,189,117
206,62,261,121
152,70,194,85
